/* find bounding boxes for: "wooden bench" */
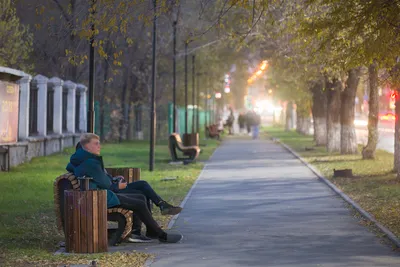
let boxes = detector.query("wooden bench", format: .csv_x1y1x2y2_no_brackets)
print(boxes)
54,168,140,246
168,133,200,162
206,124,221,140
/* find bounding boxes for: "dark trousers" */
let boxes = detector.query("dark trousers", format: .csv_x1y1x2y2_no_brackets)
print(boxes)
116,193,164,237
116,189,152,235
246,124,251,133
118,180,163,205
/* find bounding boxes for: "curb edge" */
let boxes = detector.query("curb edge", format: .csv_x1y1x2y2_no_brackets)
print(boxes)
276,139,400,249
144,257,155,267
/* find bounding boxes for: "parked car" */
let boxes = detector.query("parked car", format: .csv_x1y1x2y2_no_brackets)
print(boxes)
379,111,396,121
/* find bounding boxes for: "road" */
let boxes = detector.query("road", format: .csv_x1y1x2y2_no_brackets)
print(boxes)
261,114,396,154
355,119,395,153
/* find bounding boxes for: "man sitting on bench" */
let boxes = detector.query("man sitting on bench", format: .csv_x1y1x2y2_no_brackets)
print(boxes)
66,133,183,243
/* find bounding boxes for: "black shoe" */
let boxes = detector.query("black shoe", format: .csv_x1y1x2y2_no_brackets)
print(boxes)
125,234,153,243
159,201,183,216
146,230,160,239
158,232,183,243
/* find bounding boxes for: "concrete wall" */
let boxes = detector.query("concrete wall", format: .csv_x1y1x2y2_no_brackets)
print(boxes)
5,134,81,167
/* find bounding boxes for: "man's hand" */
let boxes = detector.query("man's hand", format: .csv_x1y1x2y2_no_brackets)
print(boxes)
118,181,127,190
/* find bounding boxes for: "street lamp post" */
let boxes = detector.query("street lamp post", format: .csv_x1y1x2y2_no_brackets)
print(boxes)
184,41,188,134
87,0,96,133
172,20,177,133
213,94,216,123
196,73,201,133
192,55,195,133
149,0,157,171
205,78,209,130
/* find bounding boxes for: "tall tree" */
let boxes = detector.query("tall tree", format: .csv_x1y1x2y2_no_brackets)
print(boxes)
311,80,327,145
0,0,33,72
326,77,342,153
341,68,361,154
362,61,379,159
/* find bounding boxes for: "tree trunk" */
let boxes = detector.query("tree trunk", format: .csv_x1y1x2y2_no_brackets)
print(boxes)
118,71,129,142
279,102,285,125
362,61,379,159
127,101,134,140
311,81,327,146
68,0,78,81
99,40,112,141
123,85,131,140
395,95,400,174
326,78,342,153
296,113,303,134
126,76,138,141
392,67,400,175
296,115,311,135
135,104,143,140
285,101,293,131
341,68,361,154
304,116,312,135
296,101,311,135
99,68,108,141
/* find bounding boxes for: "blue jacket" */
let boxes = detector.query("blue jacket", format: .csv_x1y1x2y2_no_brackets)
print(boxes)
66,146,120,208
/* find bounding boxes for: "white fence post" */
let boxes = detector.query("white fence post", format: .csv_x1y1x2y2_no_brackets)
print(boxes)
64,81,76,134
77,84,88,133
49,77,64,135
17,75,32,139
33,75,49,136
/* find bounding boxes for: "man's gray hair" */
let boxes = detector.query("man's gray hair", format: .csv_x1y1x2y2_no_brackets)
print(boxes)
80,133,100,147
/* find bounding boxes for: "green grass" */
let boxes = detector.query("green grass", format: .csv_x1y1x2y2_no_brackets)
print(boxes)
264,126,400,241
0,138,219,267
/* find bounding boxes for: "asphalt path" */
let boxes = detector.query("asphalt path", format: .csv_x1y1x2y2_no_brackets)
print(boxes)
113,138,400,266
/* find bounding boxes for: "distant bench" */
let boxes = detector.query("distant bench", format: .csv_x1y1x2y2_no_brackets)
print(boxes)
168,133,200,163
205,124,221,140
53,167,141,248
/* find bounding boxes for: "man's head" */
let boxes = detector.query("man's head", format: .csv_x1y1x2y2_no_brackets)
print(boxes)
80,133,101,155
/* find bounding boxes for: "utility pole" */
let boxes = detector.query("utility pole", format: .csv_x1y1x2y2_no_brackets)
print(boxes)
196,73,200,132
192,55,195,133
184,42,188,134
149,0,157,171
87,0,96,133
205,77,208,131
172,20,177,132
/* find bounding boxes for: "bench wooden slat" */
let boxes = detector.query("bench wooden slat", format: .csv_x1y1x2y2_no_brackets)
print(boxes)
99,189,108,252
80,190,88,253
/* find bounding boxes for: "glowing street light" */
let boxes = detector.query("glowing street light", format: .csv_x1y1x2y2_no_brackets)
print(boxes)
247,60,269,85
260,60,268,70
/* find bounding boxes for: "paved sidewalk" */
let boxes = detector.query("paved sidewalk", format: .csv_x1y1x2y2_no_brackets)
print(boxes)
118,138,400,266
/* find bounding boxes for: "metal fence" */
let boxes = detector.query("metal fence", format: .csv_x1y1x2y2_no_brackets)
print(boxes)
94,101,169,141
94,101,216,142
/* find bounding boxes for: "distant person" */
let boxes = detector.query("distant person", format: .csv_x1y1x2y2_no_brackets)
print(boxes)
238,112,245,134
252,112,261,139
245,110,253,135
217,117,224,133
226,108,235,135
